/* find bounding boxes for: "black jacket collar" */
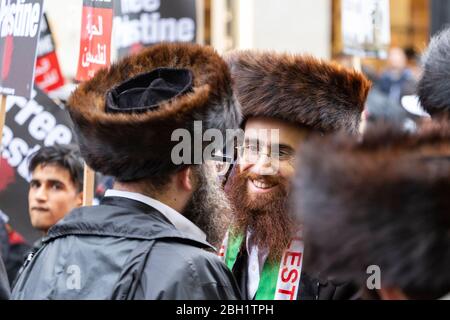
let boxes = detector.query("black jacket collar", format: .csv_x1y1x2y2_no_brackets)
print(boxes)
100,196,171,220
45,197,214,250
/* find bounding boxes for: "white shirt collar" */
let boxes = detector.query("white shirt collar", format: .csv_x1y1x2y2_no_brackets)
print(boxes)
245,228,269,299
440,293,450,300
104,189,207,242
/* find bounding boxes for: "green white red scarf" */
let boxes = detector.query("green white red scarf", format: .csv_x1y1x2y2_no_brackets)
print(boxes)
219,229,304,300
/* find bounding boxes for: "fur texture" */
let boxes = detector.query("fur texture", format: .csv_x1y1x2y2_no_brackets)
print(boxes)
67,43,241,181
418,27,450,118
293,122,450,299
226,51,371,133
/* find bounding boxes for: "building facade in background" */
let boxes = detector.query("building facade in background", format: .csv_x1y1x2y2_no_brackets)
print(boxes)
42,0,449,78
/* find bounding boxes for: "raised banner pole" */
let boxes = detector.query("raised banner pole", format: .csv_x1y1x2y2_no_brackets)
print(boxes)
78,0,114,206
82,165,95,206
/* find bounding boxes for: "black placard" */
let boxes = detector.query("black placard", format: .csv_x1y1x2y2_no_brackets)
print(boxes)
0,0,44,98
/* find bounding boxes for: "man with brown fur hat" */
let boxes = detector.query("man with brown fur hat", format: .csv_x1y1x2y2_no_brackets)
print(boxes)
220,51,371,300
11,43,241,299
295,123,450,300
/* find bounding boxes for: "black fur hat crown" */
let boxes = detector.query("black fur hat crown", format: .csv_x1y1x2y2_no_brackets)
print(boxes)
67,43,241,181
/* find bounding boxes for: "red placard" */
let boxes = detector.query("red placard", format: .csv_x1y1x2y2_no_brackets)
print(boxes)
35,52,65,92
76,1,113,81
34,14,65,93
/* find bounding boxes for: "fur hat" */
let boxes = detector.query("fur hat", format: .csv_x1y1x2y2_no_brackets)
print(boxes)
226,51,371,133
418,27,450,119
67,43,241,181
294,122,450,299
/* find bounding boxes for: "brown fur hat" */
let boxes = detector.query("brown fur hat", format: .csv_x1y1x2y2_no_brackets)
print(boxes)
293,122,450,299
226,51,371,133
67,43,241,181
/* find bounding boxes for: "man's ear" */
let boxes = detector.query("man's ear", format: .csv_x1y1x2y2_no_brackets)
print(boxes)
177,166,195,192
76,191,83,207
378,287,408,300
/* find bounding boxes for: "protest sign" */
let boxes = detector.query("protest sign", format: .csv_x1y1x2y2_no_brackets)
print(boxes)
76,0,113,81
342,0,391,59
0,1,46,213
0,0,44,98
35,13,65,93
0,87,74,242
76,0,114,205
113,0,196,58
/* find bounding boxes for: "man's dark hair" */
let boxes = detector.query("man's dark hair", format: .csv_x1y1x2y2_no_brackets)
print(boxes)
418,27,450,118
28,145,84,192
404,46,418,62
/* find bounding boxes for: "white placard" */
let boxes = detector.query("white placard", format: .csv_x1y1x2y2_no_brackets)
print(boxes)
342,0,391,59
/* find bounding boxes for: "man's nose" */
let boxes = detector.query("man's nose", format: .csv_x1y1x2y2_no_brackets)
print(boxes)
251,154,278,176
34,186,48,202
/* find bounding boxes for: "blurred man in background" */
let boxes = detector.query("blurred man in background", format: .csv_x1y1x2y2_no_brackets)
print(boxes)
363,47,425,132
404,46,423,81
0,211,30,286
294,123,450,300
28,145,83,238
3,145,84,285
377,47,417,104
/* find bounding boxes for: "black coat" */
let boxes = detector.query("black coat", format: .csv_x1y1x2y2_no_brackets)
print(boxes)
11,197,241,300
0,220,10,300
0,218,32,287
0,256,9,300
232,247,358,300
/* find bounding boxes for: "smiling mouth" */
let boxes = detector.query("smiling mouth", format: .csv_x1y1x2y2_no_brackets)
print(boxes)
249,178,278,190
32,207,49,212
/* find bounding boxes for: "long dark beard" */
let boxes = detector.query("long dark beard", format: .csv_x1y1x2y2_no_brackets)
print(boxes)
224,167,295,261
183,165,232,248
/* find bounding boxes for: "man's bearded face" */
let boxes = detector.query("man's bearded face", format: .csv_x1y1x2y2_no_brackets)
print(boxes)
225,117,307,260
225,167,293,260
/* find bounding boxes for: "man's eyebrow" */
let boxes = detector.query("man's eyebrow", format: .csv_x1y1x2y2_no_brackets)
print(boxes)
244,137,260,145
30,179,65,185
272,143,295,152
47,179,65,185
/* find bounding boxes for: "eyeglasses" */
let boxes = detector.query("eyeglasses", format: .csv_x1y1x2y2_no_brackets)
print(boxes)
236,144,295,163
